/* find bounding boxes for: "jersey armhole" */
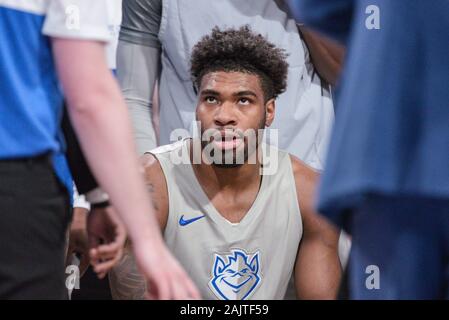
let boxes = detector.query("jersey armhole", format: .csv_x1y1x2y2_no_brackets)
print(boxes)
287,154,304,240
144,151,174,236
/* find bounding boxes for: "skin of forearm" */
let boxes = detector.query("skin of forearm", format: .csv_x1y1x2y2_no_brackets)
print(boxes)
67,88,161,244
53,39,163,246
299,26,345,86
71,207,88,230
295,241,341,299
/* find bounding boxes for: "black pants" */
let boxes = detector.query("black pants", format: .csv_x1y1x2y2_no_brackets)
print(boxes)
0,155,71,299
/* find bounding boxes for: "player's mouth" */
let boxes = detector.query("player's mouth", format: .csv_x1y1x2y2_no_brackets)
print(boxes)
212,131,244,151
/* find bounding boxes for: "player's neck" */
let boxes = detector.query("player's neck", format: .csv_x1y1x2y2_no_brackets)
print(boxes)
210,161,261,190
193,152,262,191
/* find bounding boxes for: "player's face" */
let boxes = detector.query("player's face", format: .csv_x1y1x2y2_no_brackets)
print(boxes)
196,71,275,167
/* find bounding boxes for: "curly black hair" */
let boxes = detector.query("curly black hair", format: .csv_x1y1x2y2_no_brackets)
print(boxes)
190,25,289,101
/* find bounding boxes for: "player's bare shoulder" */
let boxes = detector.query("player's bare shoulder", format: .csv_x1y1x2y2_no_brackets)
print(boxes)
289,154,319,215
140,153,162,181
139,152,169,229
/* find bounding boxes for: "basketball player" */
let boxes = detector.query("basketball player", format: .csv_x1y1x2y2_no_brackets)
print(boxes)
117,0,351,279
110,26,341,300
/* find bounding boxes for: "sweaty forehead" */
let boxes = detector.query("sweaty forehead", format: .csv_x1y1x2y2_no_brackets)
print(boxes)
200,71,263,96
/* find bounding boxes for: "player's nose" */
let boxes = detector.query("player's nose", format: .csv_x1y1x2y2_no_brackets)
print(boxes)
214,101,237,127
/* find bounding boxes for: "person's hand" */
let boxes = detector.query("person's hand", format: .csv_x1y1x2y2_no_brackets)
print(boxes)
87,206,127,279
131,238,201,300
66,207,90,277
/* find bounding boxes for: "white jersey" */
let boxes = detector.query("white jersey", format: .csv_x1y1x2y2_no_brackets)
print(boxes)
150,139,302,300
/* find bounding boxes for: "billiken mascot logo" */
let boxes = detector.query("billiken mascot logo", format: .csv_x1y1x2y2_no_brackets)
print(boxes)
209,249,261,300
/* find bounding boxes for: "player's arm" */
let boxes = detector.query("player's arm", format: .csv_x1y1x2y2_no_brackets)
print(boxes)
117,42,160,154
46,0,198,300
140,153,169,231
52,38,159,248
117,0,163,154
108,153,169,300
66,206,90,276
291,156,341,299
299,26,345,86
51,38,198,299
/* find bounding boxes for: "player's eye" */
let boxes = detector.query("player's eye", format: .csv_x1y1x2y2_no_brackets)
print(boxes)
226,269,236,274
238,97,251,105
205,96,218,104
241,268,248,274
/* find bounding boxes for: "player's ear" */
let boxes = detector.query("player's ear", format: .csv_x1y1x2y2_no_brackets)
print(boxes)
264,98,275,127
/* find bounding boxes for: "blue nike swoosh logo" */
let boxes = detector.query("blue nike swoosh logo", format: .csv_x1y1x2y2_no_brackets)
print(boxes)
179,214,205,226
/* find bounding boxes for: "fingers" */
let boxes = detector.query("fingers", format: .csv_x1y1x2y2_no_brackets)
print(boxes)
92,258,117,279
172,266,201,300
88,229,108,265
88,231,100,250
145,270,201,300
89,239,125,279
139,256,201,299
150,276,171,300
169,276,192,300
105,211,127,245
91,246,123,279
132,237,202,300
90,237,123,262
90,240,124,279
91,241,121,258
183,274,201,300
88,236,101,267
86,207,128,280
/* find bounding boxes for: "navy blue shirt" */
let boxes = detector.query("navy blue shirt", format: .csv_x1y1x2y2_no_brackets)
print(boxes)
289,0,449,228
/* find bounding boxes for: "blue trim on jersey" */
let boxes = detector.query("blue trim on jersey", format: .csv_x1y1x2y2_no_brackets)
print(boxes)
0,6,63,159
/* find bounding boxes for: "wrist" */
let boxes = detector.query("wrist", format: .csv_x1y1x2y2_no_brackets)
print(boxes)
130,229,164,250
71,207,88,230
